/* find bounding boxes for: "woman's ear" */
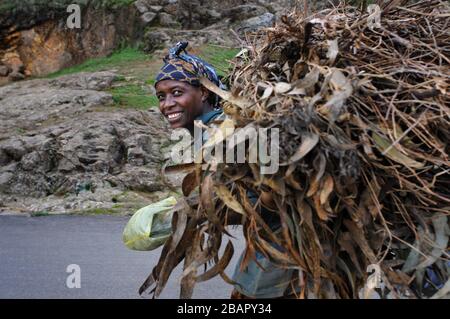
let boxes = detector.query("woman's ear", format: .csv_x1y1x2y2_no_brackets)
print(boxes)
200,86,210,103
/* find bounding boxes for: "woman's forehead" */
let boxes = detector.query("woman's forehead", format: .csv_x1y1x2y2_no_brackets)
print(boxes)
155,80,193,92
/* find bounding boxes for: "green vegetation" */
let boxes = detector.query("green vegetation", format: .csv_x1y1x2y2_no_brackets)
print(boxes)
96,0,135,9
109,83,159,109
146,78,157,86
43,44,240,111
46,47,151,78
77,207,121,215
0,1,15,13
45,47,159,110
197,45,240,77
30,211,50,217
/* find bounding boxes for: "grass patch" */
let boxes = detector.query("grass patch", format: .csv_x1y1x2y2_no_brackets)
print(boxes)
197,45,240,77
31,211,50,217
97,0,135,9
146,78,157,86
109,83,158,109
78,207,121,215
46,47,152,78
43,44,240,110
0,1,16,13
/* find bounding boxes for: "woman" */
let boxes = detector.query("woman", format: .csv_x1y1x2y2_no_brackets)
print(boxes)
155,42,224,133
154,42,297,299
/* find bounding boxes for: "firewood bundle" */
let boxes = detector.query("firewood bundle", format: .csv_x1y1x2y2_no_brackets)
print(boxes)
141,0,449,299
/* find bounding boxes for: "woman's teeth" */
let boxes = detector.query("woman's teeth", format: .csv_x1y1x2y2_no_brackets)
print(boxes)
168,112,182,120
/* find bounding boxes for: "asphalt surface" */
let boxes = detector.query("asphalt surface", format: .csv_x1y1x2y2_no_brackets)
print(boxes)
0,215,245,299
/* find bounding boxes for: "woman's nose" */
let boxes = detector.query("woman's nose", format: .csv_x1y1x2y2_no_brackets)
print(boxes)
162,94,176,111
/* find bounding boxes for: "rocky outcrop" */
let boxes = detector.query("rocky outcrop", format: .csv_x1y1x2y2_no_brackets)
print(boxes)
137,0,332,53
0,71,173,214
0,1,142,82
0,0,307,83
222,5,269,22
0,110,168,195
0,72,116,135
0,0,330,84
234,12,276,34
139,0,282,53
142,21,238,52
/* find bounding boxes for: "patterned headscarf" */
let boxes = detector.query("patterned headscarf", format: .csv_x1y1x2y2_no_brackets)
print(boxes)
155,41,225,106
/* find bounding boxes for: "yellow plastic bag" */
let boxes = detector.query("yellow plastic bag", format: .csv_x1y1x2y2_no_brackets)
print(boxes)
122,196,176,251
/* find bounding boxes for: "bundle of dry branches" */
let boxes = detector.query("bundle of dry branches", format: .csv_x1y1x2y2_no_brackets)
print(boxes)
141,0,450,299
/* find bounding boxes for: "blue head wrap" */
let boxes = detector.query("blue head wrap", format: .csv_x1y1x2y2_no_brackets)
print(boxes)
155,42,225,106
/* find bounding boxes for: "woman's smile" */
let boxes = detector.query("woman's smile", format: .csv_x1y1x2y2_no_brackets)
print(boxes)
166,111,184,121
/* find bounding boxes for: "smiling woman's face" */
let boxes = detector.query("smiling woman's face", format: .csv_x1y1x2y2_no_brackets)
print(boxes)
156,80,208,131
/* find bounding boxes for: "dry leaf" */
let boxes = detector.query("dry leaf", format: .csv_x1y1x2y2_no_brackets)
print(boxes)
214,184,246,215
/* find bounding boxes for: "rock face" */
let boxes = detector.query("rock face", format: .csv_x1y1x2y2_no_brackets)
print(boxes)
0,71,172,214
0,111,168,195
235,12,276,33
142,21,238,52
0,0,330,83
0,1,142,82
0,0,313,82
222,5,268,22
137,0,291,53
0,72,116,136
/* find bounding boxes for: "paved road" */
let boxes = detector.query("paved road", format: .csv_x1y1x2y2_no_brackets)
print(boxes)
0,215,245,299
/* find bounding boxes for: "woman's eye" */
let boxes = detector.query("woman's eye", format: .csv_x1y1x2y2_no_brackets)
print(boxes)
173,90,182,96
157,95,164,101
